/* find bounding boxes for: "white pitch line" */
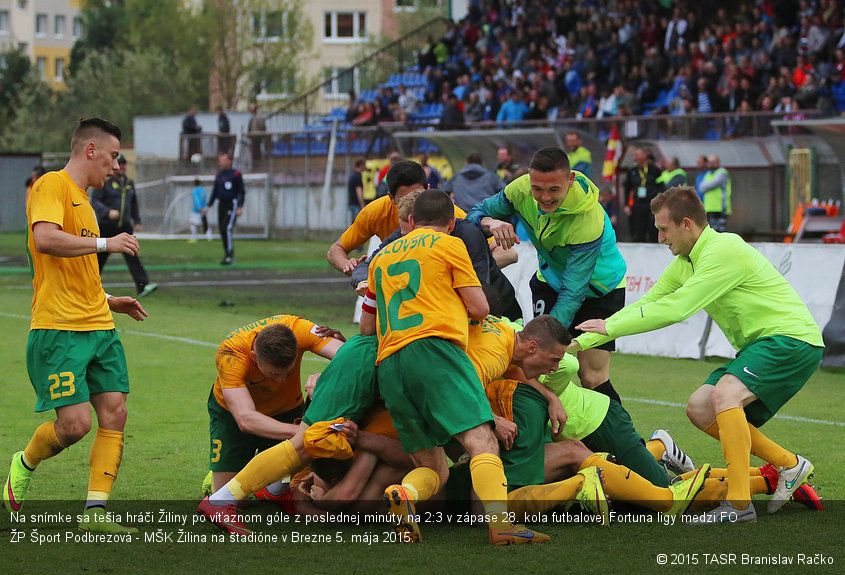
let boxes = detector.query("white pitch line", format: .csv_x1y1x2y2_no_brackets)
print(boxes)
0,310,838,424
623,396,845,427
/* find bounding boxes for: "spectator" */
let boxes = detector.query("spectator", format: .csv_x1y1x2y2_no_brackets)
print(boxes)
496,90,529,124
464,91,485,122
564,132,592,178
439,93,466,130
599,185,618,231
347,158,366,225
694,155,708,201
698,154,732,231
343,92,359,122
397,84,420,115
495,146,519,184
419,153,443,189
623,146,661,242
182,106,202,160
247,103,268,163
655,156,688,190
443,152,506,212
91,155,157,297
216,106,233,155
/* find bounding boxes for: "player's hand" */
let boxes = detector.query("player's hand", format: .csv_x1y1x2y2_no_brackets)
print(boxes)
341,255,366,275
340,420,359,443
309,483,327,501
494,415,518,451
314,325,346,342
305,373,320,400
107,296,148,321
108,209,119,220
108,233,140,256
296,473,316,500
487,219,519,249
236,207,243,217
355,281,369,297
574,319,608,335
547,396,568,435
201,207,209,214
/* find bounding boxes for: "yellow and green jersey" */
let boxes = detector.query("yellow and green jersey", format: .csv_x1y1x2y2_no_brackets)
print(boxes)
339,194,466,252
26,170,113,331
576,226,824,352
540,354,609,440
213,315,333,416
368,228,480,364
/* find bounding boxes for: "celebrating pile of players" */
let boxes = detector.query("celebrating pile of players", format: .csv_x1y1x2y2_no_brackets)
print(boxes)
5,119,824,545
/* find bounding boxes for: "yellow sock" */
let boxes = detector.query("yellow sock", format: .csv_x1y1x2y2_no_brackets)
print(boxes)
227,441,301,500
686,474,772,513
469,454,511,529
679,466,761,481
645,439,665,461
703,421,720,440
715,407,751,508
748,424,798,469
87,428,124,505
581,453,672,513
508,476,583,517
400,467,440,503
23,421,66,468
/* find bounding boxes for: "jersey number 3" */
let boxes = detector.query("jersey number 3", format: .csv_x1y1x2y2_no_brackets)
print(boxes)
375,260,423,336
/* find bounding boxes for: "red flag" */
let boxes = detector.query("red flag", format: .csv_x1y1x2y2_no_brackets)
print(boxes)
602,123,621,181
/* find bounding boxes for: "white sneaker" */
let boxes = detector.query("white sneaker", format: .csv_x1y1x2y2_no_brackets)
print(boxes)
768,454,814,514
650,429,696,475
691,501,757,525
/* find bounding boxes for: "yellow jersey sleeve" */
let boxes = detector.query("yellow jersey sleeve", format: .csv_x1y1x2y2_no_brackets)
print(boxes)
27,171,113,331
339,196,398,251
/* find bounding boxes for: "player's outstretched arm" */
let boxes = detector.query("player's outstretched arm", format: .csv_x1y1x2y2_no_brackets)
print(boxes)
327,238,365,275
107,296,147,321
222,387,300,440
32,222,139,258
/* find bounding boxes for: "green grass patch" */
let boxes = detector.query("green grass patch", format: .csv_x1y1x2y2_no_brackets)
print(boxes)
0,233,842,573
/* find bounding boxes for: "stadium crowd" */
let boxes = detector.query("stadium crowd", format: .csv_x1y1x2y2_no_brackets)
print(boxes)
343,0,845,128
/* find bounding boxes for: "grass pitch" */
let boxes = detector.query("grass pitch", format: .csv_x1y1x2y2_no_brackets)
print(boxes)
0,233,842,574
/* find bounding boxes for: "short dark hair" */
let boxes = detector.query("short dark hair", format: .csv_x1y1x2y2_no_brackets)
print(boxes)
529,147,570,173
253,324,298,368
520,315,571,347
71,118,121,153
466,152,483,165
412,189,453,226
353,157,366,169
310,457,354,486
385,160,427,197
650,185,707,227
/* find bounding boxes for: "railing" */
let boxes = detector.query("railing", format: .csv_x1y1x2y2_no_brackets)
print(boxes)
263,17,452,132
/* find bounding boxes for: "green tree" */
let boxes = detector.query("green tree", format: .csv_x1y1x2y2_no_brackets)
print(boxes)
69,0,129,76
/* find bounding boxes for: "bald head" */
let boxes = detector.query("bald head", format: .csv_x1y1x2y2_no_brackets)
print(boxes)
707,155,720,169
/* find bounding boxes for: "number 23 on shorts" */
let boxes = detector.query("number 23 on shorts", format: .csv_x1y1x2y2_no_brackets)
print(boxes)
48,371,76,400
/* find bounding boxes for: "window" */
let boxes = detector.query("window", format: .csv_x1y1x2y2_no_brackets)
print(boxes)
55,58,64,82
257,73,297,99
323,11,367,42
395,0,444,11
17,0,28,11
35,13,47,35
55,15,66,37
72,17,83,39
323,67,357,98
36,57,46,80
252,9,289,42
0,11,9,34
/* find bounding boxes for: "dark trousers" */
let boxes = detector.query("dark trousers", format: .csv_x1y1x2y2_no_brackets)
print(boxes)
218,200,239,258
97,225,150,293
629,204,658,242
